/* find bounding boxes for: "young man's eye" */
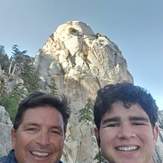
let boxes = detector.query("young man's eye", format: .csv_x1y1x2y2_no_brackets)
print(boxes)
132,122,146,126
105,123,119,127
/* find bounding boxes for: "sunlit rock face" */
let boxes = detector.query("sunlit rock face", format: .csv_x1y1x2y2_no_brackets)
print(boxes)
35,20,131,163
37,21,133,86
35,20,163,163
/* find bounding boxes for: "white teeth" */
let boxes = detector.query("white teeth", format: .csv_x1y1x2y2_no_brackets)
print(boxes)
116,146,138,151
31,151,49,157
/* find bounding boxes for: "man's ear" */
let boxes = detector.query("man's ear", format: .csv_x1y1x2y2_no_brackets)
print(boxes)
94,127,100,147
11,128,16,149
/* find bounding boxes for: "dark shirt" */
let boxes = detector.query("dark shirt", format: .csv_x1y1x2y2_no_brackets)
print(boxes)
0,150,63,163
0,150,17,163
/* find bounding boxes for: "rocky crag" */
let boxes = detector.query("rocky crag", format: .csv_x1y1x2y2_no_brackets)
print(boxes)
0,21,163,162
35,21,133,162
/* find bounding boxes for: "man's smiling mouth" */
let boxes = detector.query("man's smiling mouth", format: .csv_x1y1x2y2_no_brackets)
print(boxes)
115,145,139,151
31,151,50,158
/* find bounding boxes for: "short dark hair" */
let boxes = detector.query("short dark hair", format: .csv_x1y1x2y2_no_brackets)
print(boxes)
94,82,158,129
13,91,71,131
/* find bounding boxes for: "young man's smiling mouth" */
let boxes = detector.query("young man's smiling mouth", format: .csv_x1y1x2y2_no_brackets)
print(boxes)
115,145,139,151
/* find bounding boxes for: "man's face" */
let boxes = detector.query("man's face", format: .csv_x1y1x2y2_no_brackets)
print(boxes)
95,101,158,163
12,106,65,163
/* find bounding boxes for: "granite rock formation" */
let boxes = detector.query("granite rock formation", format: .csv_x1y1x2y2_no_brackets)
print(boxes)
34,21,133,162
35,21,163,162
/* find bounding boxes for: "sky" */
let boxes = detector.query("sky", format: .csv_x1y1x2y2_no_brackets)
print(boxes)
0,0,163,110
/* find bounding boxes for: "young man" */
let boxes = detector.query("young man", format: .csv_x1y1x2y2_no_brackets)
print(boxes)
94,83,159,163
0,91,71,163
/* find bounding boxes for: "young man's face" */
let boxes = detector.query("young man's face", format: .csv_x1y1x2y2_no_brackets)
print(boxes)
95,101,158,163
12,106,65,163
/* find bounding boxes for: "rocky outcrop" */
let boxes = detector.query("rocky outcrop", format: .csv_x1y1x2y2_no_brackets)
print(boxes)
35,20,163,163
35,20,131,162
36,21,133,87
0,106,12,157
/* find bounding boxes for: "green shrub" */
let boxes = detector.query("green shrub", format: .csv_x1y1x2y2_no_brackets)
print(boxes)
94,151,107,163
79,98,93,123
0,83,27,122
0,95,19,122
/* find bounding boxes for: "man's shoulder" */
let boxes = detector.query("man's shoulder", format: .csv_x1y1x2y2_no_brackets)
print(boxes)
0,150,17,163
0,153,63,163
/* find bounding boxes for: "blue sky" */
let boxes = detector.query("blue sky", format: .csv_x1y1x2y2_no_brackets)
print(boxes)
0,0,163,110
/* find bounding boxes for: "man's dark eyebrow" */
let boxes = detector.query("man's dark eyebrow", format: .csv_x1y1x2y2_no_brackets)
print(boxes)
102,117,120,125
129,116,149,122
23,123,63,130
23,123,39,127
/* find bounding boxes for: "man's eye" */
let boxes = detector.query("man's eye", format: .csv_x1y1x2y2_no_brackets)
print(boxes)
51,130,62,135
26,128,38,132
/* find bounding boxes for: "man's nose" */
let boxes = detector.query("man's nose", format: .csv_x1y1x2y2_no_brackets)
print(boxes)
36,131,50,146
117,122,136,139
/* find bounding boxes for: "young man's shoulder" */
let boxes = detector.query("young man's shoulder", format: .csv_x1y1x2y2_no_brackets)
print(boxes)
0,156,7,163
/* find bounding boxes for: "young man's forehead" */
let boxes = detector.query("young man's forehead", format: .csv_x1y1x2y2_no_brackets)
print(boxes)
101,115,150,124
103,102,150,119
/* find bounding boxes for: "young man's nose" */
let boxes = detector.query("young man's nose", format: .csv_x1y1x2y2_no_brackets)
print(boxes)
117,122,136,139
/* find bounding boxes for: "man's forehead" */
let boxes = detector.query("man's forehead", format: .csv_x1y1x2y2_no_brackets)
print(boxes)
20,107,64,125
22,106,61,117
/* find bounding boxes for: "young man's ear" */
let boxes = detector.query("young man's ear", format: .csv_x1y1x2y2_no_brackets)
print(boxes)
11,128,16,149
153,124,159,144
94,127,100,147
